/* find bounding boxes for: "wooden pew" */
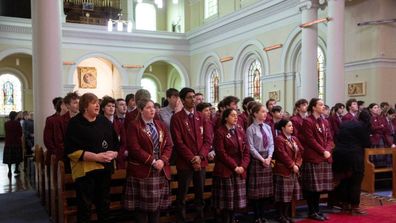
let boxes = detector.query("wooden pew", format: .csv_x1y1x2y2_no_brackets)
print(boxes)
44,150,51,213
50,155,59,222
361,148,396,196
34,145,46,205
57,161,126,223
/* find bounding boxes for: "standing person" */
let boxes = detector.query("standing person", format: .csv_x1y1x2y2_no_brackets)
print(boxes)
342,99,359,122
125,89,153,130
114,98,128,169
195,93,204,105
44,97,67,165
124,99,173,223
159,88,180,133
239,97,255,130
197,102,216,161
64,93,119,223
332,109,371,216
23,112,34,155
246,103,274,223
125,93,136,113
213,96,240,129
212,108,250,223
3,111,23,177
328,103,345,140
265,98,277,125
170,87,212,223
290,99,308,144
268,106,283,138
273,119,303,223
115,98,127,124
301,98,334,221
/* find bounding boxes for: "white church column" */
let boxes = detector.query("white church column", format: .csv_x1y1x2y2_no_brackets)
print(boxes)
326,0,345,105
299,0,319,100
31,0,63,146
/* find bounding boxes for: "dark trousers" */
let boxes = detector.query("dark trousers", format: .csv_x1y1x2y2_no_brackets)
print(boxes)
74,169,112,223
334,172,364,207
176,169,206,221
303,190,321,214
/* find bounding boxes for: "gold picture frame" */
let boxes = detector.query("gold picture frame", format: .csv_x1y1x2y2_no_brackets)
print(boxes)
268,90,280,102
347,82,366,96
78,67,97,89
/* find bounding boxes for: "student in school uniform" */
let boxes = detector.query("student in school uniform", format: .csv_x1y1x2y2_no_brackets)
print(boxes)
273,119,303,223
212,108,250,223
170,87,212,223
246,103,274,223
239,97,255,130
124,98,173,223
301,98,334,221
290,99,308,144
342,99,359,122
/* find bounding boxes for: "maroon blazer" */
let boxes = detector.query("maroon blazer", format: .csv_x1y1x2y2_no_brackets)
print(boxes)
170,110,212,171
301,115,334,164
290,113,305,144
341,112,357,122
5,120,22,146
213,125,250,179
328,114,342,139
370,115,392,146
273,133,303,177
126,117,173,179
51,111,72,160
125,109,160,130
238,112,249,130
43,113,59,165
113,117,127,169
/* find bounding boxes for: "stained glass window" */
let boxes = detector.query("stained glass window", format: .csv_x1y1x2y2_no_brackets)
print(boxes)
0,74,22,115
208,68,219,104
247,59,262,100
317,47,325,100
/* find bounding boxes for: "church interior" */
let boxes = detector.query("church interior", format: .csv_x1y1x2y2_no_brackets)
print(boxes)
0,0,396,222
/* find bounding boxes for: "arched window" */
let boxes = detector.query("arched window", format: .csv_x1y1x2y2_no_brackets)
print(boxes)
0,74,22,115
207,68,219,104
141,77,158,103
135,3,156,31
247,59,262,100
204,0,218,19
317,47,325,100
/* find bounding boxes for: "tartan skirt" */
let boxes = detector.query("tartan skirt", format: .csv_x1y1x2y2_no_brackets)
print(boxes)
124,172,171,212
274,174,302,202
247,159,274,200
213,174,247,210
301,162,333,192
3,145,23,165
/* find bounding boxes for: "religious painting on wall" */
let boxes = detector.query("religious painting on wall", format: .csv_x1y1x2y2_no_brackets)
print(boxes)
253,69,261,99
268,90,280,102
213,75,219,103
347,82,366,96
78,67,97,89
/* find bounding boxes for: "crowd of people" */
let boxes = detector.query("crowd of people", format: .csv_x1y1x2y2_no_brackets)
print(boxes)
34,87,396,223
3,110,34,177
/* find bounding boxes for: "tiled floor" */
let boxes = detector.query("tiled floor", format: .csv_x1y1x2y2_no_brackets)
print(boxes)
0,141,32,194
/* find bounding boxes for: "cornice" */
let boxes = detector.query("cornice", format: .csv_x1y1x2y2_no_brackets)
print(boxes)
345,58,396,71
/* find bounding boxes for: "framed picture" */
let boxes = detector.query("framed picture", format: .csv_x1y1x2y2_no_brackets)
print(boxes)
347,82,366,96
268,90,280,102
78,67,97,89
82,2,94,11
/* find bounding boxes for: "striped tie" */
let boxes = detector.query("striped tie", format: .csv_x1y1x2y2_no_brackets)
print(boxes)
147,123,160,158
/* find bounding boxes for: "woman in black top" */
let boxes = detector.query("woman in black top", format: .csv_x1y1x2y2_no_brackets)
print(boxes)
332,109,371,215
65,93,119,223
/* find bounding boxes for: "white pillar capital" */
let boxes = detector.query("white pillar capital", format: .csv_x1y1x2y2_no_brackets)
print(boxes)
299,0,319,12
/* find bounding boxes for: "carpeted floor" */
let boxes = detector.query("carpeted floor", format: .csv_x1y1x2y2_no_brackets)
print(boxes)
0,190,48,223
298,204,396,223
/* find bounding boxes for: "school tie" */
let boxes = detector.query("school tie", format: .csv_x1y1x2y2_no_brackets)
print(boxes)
259,123,269,148
229,128,236,135
188,113,196,134
147,123,160,158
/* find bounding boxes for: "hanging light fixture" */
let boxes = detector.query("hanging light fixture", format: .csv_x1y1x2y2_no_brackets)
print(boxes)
107,13,133,32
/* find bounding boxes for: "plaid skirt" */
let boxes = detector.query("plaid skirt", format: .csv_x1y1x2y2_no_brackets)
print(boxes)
301,162,333,192
124,172,171,212
213,175,247,210
247,159,273,200
274,174,302,202
3,145,23,164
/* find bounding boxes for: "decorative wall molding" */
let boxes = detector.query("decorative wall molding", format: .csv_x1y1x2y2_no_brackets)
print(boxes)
344,58,396,71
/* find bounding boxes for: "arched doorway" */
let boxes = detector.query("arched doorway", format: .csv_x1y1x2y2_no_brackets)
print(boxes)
141,60,185,104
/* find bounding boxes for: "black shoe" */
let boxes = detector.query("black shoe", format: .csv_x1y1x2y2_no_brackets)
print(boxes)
308,213,325,221
318,212,329,220
7,171,11,178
